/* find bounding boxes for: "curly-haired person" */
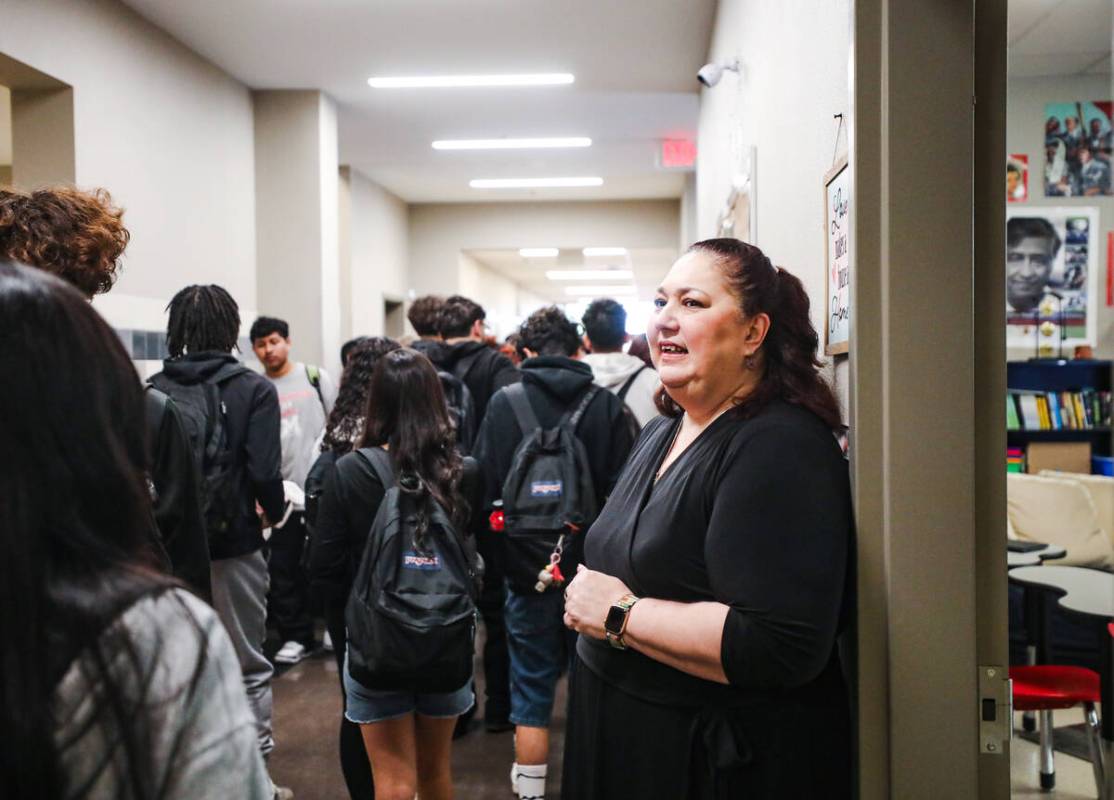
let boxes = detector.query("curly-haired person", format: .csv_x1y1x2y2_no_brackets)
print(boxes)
0,185,211,601
0,186,129,298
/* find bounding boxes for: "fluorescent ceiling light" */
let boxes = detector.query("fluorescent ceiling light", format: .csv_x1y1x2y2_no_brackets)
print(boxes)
547,270,634,281
519,248,559,258
564,285,637,296
582,247,628,257
433,137,591,151
470,177,603,189
369,73,574,89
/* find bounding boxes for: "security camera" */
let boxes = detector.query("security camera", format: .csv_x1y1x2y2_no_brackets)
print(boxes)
697,59,740,88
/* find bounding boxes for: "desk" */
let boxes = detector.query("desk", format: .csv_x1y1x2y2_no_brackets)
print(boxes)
1008,544,1068,568
1010,565,1114,799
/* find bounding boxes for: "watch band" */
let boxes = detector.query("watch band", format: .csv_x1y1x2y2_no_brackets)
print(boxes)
605,593,640,650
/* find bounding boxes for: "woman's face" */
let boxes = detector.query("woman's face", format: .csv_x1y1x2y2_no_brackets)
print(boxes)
649,250,760,413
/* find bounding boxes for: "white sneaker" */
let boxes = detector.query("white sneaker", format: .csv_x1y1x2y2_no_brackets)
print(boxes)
274,640,308,665
322,630,334,652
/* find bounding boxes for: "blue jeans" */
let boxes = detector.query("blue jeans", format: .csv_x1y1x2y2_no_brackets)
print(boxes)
504,588,575,728
343,653,474,724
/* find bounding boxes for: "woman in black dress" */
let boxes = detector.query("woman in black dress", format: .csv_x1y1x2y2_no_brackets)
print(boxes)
561,238,853,799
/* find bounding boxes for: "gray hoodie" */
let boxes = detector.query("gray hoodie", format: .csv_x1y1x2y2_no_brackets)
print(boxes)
581,352,660,427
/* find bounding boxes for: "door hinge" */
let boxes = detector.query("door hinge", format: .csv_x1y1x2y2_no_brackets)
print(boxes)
979,665,1012,755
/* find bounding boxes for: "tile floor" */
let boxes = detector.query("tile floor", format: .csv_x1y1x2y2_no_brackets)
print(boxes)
1012,709,1100,799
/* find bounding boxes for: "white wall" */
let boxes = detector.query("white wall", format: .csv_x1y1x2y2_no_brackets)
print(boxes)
457,252,548,339
0,85,10,166
347,167,410,340
409,199,680,328
0,0,256,328
697,0,851,419
1007,73,1114,359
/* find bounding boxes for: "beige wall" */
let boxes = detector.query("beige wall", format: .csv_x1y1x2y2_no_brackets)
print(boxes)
697,0,851,419
0,85,10,168
408,199,680,328
346,167,410,340
457,252,548,339
0,0,257,329
1007,73,1114,358
254,90,340,375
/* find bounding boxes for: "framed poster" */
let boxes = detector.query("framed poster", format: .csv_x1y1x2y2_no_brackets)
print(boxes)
1007,154,1028,203
824,156,850,356
1006,206,1098,349
1044,101,1112,197
717,146,757,243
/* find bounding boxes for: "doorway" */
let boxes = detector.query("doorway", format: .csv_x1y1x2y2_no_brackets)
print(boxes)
384,296,405,339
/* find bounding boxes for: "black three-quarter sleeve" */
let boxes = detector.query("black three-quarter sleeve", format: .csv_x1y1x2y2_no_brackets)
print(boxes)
707,422,851,690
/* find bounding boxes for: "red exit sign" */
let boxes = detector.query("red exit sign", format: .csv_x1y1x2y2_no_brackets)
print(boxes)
661,139,697,168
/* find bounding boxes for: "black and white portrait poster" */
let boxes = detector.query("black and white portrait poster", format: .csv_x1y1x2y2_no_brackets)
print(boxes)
1006,206,1098,348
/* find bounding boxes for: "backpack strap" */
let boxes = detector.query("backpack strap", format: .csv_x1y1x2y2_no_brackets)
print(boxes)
354,446,395,490
562,386,601,433
504,382,541,437
305,364,326,410
144,384,170,445
616,366,648,402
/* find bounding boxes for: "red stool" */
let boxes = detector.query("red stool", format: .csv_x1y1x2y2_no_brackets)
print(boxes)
1011,665,1103,793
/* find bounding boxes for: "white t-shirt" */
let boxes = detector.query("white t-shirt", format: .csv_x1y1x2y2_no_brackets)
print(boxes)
267,362,337,488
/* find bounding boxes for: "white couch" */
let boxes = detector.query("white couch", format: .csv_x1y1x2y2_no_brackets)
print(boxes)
1007,472,1114,570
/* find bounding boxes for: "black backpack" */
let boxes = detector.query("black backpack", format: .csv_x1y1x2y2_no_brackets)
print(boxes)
344,447,478,692
149,364,249,544
304,448,340,534
437,370,477,453
500,383,600,593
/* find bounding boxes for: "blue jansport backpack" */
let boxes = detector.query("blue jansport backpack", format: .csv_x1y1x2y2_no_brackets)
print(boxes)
499,383,600,593
344,447,477,692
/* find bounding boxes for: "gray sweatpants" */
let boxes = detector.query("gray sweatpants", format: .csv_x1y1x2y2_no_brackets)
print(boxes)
211,549,274,758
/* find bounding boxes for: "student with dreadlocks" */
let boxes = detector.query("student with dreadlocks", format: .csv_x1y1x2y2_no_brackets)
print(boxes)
150,284,290,799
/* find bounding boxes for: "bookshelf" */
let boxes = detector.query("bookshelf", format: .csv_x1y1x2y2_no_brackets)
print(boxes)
1007,360,1113,466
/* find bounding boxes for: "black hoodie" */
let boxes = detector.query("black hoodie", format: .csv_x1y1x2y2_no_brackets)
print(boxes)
154,352,284,560
473,356,636,589
424,340,519,423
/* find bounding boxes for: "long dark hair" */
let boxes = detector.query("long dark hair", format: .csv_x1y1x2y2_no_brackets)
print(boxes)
0,261,193,798
656,238,842,430
359,349,466,540
321,337,401,454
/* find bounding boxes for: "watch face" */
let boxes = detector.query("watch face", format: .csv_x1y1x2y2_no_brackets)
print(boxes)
605,604,628,634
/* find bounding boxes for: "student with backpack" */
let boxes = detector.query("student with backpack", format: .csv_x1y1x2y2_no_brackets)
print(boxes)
311,348,482,800
250,316,338,665
304,336,400,800
581,298,660,429
427,294,519,731
150,285,286,789
473,306,636,800
0,185,211,600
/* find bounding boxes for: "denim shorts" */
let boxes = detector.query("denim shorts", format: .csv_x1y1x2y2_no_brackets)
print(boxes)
504,588,576,728
342,654,474,724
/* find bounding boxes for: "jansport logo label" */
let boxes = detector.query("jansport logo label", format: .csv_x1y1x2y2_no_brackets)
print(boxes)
402,551,441,570
530,481,562,498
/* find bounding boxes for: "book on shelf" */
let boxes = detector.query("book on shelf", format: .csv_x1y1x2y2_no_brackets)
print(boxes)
1007,447,1025,473
1007,389,1112,431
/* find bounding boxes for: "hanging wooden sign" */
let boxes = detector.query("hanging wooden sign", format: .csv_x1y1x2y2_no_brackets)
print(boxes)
824,156,851,356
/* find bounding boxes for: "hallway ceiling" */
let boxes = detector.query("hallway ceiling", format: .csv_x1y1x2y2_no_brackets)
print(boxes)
1009,0,1112,78
120,0,715,203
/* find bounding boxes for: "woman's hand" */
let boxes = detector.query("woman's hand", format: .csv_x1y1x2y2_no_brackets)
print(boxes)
563,565,631,640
